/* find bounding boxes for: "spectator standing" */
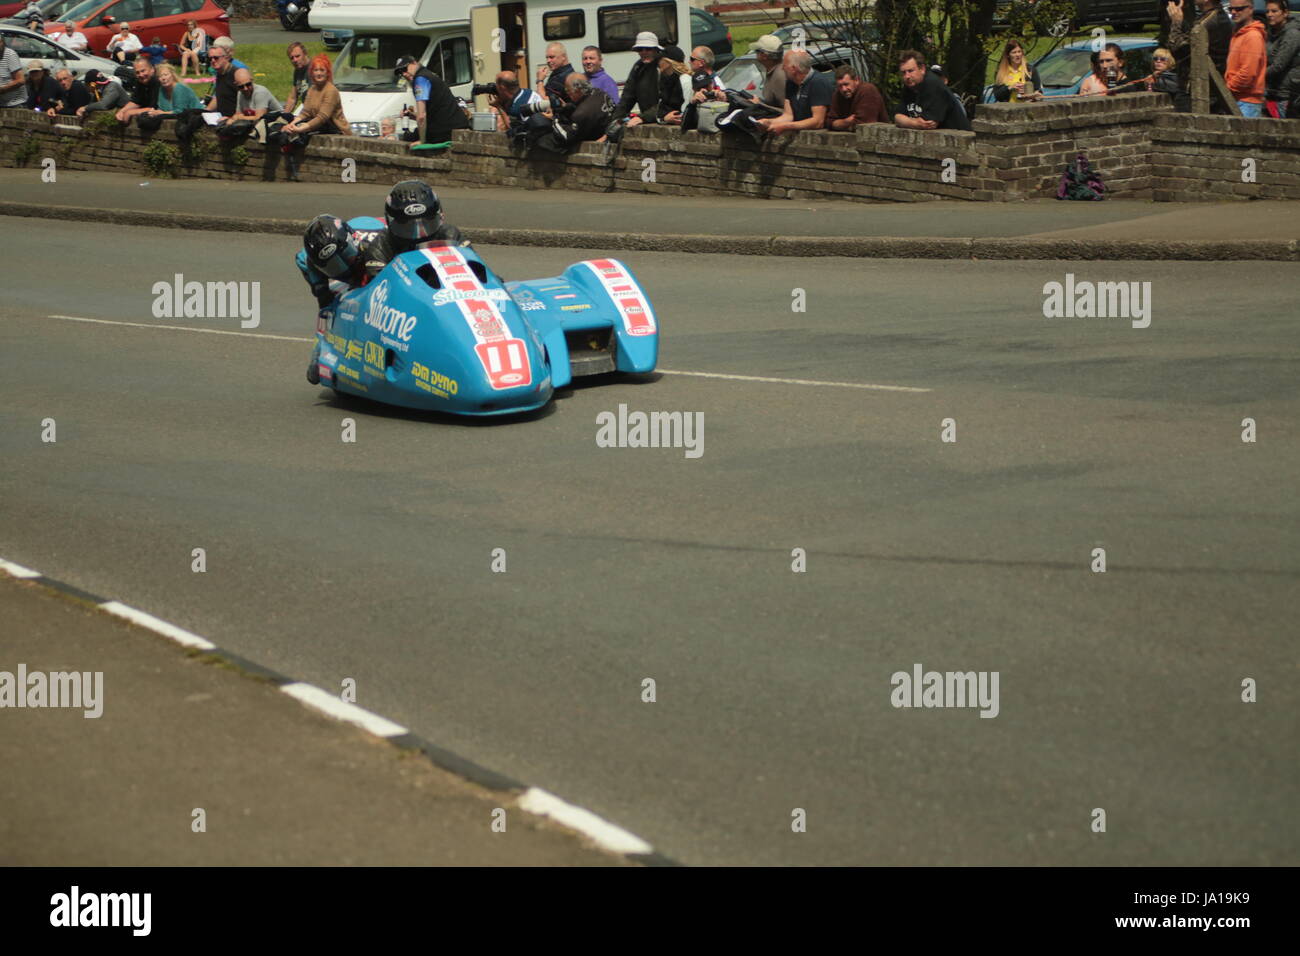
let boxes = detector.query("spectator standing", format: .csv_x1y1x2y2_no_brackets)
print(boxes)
714,34,785,141
893,50,971,130
76,69,128,115
0,33,24,109
106,23,143,64
1225,0,1268,115
582,46,619,101
617,32,663,124
210,37,248,71
825,65,887,130
24,60,60,110
1167,0,1233,83
50,22,89,52
179,19,206,77
991,39,1043,102
47,67,90,115
1265,0,1300,117
394,53,468,147
284,41,310,112
1080,43,1128,94
756,49,832,136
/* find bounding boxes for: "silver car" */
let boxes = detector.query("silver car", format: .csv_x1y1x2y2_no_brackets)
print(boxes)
0,23,120,82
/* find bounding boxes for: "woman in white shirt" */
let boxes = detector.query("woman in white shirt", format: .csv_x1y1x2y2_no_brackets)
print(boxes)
178,19,206,78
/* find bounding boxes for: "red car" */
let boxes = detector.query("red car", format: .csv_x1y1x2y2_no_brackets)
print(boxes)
43,0,229,58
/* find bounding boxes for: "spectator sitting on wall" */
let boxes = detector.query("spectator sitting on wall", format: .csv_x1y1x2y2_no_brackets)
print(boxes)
536,42,575,111
1264,0,1299,117
23,59,60,111
46,67,91,115
209,36,247,71
50,22,88,53
582,45,619,101
755,49,831,136
284,41,311,113
991,39,1043,102
179,19,206,78
106,23,142,64
204,43,240,116
1080,43,1128,94
491,70,543,140
825,64,888,130
1225,0,1268,115
217,67,282,141
275,53,352,180
115,56,163,129
652,45,693,125
616,32,662,124
76,69,129,116
893,50,971,130
532,72,614,154
154,62,201,113
715,34,786,141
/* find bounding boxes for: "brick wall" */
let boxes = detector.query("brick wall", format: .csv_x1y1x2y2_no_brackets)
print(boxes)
4,94,1299,202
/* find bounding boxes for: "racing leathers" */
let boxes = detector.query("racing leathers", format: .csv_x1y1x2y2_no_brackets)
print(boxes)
361,222,470,273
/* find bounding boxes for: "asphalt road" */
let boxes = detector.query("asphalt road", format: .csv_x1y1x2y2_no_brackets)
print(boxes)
231,18,311,47
2,216,1297,865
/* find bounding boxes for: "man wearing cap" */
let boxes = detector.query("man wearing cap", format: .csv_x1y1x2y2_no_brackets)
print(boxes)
77,69,129,116
50,22,89,53
395,54,468,147
23,60,60,112
0,34,27,109
755,50,831,136
751,34,788,111
46,68,91,116
106,23,143,64
616,31,663,124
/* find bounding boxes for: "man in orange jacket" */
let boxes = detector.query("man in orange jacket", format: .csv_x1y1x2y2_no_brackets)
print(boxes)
1225,1,1268,116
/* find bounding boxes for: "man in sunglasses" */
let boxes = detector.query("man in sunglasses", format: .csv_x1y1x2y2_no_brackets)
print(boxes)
204,46,240,117
1224,0,1268,116
216,68,283,141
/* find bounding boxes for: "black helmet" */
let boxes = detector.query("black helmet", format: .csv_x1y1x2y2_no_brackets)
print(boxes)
303,214,360,279
385,180,443,243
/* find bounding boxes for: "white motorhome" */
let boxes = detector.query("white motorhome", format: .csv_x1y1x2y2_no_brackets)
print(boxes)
310,0,693,136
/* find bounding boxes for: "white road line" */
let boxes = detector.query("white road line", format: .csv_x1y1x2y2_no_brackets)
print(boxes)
45,314,930,393
517,787,654,856
0,558,41,578
280,682,409,738
48,315,310,342
659,369,931,392
98,600,218,650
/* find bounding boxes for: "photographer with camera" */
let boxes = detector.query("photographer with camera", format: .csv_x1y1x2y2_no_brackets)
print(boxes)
531,73,614,155
476,71,544,142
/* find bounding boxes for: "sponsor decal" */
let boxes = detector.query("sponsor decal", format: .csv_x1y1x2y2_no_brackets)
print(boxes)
319,363,333,381
560,304,591,312
363,341,386,372
363,281,417,341
421,247,533,391
345,340,363,362
583,259,657,338
539,285,568,292
404,202,427,216
319,243,338,259
411,360,458,396
553,293,577,300
519,300,546,312
316,311,330,334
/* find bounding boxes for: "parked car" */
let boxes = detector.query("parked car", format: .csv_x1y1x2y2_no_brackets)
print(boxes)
0,22,119,78
981,36,1157,101
690,7,731,67
41,0,229,59
994,0,1160,34
2,0,84,25
321,26,351,52
717,41,860,96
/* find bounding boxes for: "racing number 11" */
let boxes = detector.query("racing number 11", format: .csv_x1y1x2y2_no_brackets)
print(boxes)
476,338,531,389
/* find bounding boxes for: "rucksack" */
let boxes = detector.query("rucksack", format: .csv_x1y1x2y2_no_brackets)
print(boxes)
1056,152,1105,201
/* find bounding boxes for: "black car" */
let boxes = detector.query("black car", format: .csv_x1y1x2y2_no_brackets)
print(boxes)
690,7,732,67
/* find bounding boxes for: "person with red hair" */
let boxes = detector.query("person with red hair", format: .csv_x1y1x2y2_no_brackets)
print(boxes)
276,53,350,180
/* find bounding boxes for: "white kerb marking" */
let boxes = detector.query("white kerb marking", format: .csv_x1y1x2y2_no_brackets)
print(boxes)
99,601,217,650
0,558,41,578
517,787,653,856
660,369,931,393
280,682,409,738
49,315,310,342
